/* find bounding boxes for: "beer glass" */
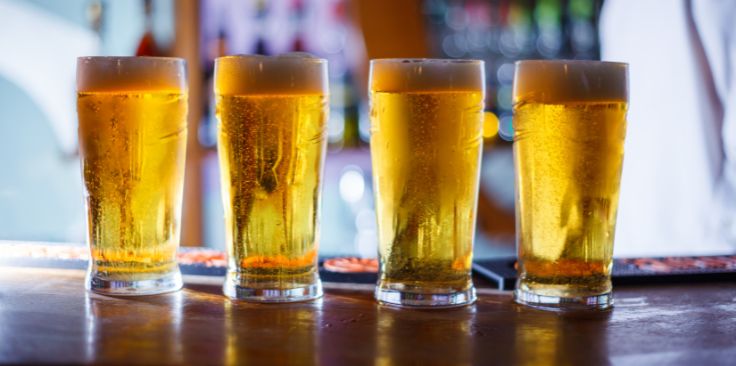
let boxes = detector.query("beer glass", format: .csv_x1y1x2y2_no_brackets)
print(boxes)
370,59,486,307
77,56,188,295
513,60,629,310
215,54,328,302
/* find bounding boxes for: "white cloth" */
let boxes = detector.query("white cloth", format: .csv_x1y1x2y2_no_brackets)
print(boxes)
600,0,736,256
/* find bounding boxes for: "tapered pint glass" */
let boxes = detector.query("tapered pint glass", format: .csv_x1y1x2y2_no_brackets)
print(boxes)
77,56,188,295
513,60,629,310
215,54,328,302
370,59,486,307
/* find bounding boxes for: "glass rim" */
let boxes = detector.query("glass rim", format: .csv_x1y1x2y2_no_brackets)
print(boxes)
369,58,484,93
214,54,328,95
77,56,186,92
77,56,186,64
515,59,628,68
370,58,483,65
216,54,328,64
513,59,628,103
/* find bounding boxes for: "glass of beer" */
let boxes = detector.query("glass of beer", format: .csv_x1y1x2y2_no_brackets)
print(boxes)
513,60,629,310
370,59,486,307
215,54,328,302
77,56,188,295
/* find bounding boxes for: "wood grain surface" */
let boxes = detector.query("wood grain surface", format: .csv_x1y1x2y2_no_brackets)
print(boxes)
0,267,734,365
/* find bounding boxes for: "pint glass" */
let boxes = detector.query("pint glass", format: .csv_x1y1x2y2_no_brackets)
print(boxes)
370,59,486,307
215,55,328,302
513,60,629,310
77,57,188,295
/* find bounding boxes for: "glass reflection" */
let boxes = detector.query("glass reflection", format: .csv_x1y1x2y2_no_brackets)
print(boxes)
224,300,320,366
512,310,611,365
84,291,183,364
374,306,475,366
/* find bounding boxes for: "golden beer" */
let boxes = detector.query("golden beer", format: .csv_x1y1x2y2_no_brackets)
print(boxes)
77,57,188,295
370,59,485,307
513,60,628,309
215,55,328,302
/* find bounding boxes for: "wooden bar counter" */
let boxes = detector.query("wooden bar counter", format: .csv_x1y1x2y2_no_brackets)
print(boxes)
0,266,734,365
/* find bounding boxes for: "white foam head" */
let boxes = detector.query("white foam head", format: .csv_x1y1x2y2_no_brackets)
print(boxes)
77,56,186,92
513,60,628,104
214,54,328,95
369,59,485,93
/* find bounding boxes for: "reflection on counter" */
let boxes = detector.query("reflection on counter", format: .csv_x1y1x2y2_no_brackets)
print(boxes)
84,291,184,364
375,306,475,366
224,300,320,366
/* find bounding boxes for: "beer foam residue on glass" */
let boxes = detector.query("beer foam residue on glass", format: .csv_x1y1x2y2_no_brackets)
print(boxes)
513,60,628,104
214,53,328,95
77,56,187,92
370,58,485,93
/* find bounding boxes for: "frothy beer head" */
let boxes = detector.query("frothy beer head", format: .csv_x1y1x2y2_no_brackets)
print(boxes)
214,53,328,95
77,56,186,92
513,60,628,104
370,59,485,93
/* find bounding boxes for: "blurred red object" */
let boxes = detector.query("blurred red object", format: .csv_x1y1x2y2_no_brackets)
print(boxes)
324,257,378,273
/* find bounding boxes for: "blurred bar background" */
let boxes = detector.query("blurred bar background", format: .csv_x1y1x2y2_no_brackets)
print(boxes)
0,0,603,260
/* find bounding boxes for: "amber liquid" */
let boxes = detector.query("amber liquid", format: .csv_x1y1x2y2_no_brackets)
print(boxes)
217,94,327,289
514,101,627,297
78,91,187,280
370,91,484,292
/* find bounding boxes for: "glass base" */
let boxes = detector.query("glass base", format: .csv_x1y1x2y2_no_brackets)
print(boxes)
86,270,183,296
375,285,476,308
223,276,323,303
514,288,613,311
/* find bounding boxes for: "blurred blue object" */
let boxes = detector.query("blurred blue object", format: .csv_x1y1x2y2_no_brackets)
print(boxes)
0,76,86,241
0,0,173,243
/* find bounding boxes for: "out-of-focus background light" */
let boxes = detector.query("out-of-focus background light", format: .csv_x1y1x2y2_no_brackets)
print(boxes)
0,0,603,261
